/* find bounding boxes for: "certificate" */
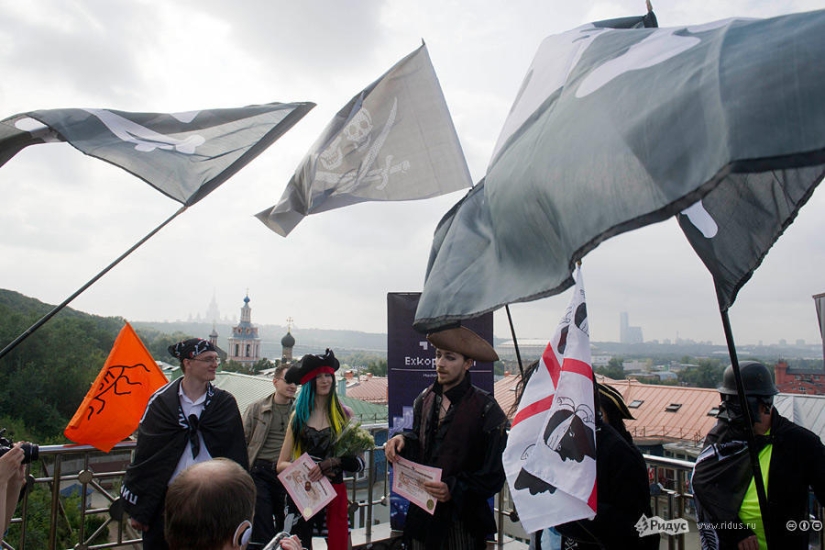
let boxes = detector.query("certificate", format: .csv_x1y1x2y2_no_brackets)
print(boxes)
391,456,442,515
278,453,336,520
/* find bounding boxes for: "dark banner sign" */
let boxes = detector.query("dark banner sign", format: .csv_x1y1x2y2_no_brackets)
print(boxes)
387,292,494,529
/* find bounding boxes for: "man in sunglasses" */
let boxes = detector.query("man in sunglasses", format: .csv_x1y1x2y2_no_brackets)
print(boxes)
244,364,298,548
121,338,248,549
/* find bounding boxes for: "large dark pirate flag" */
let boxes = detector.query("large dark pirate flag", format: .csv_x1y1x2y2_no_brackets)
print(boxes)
0,102,313,358
0,102,314,206
414,9,825,331
256,44,472,237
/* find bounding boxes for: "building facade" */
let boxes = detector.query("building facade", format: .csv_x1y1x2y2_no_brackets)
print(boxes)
226,294,261,367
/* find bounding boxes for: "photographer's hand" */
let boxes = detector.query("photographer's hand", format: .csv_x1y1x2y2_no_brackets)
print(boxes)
0,444,24,482
0,444,26,538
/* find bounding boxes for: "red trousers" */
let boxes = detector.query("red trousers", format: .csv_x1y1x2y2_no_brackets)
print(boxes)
325,482,350,550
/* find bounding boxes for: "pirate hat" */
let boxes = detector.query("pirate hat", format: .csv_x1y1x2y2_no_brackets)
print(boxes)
597,383,634,420
285,349,340,385
426,326,499,363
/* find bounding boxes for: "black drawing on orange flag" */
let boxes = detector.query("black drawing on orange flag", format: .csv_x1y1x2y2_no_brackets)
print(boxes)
542,397,596,462
86,363,155,420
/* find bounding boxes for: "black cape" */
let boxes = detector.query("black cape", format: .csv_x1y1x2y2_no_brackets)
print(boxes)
120,379,248,523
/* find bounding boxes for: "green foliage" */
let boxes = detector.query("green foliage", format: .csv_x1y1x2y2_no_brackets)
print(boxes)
221,359,248,373
134,327,194,361
252,357,275,374
0,290,123,442
6,484,108,548
365,358,388,376
595,356,626,380
677,358,725,388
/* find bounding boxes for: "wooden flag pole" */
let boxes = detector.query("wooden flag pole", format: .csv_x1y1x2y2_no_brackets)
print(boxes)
719,306,772,549
0,205,188,361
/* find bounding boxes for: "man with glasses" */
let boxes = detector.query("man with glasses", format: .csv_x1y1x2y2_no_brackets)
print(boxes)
121,338,248,549
243,364,298,548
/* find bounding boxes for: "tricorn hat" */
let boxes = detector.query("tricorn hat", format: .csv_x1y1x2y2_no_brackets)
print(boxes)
426,326,498,362
285,349,340,385
597,383,634,420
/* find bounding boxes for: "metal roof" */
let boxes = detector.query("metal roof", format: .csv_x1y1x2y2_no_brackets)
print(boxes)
343,376,388,405
774,393,825,439
494,374,825,447
494,374,720,445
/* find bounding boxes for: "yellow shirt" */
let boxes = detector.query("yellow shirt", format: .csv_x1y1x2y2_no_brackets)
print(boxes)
739,433,772,550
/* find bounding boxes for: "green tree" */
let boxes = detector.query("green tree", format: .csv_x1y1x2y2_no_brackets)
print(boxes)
221,359,246,373
6,483,108,549
595,357,626,380
677,358,725,388
135,328,193,361
0,310,117,441
365,359,388,376
252,358,275,374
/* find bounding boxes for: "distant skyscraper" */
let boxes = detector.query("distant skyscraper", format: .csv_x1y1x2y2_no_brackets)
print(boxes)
619,312,644,344
620,312,629,343
206,291,220,322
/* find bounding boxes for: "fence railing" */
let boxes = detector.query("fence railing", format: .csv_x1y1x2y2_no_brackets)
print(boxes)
4,442,823,550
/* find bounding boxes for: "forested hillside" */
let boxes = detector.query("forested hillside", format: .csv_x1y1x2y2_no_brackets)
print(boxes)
0,290,189,443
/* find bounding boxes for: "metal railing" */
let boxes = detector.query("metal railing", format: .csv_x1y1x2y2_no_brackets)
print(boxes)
4,443,822,550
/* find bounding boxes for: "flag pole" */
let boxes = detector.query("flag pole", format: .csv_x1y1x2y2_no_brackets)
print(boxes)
504,305,524,377
719,306,772,549
0,205,188,361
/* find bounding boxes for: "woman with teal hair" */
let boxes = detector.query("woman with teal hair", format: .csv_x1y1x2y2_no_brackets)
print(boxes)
277,349,364,550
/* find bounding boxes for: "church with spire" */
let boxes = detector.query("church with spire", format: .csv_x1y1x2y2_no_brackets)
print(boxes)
281,317,296,363
227,293,261,368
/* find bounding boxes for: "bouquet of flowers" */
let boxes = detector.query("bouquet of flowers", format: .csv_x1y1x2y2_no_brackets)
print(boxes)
331,420,375,457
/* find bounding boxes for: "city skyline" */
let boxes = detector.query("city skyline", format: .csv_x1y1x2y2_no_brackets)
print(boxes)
2,1,824,348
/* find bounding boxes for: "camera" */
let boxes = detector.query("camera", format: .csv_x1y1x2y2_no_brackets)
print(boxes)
0,429,39,464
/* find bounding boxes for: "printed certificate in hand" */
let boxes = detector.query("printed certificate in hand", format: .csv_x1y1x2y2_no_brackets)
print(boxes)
278,453,336,520
392,456,442,515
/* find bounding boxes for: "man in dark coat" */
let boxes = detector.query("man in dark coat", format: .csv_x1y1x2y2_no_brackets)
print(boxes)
121,338,248,549
693,361,825,550
385,326,508,550
554,419,655,549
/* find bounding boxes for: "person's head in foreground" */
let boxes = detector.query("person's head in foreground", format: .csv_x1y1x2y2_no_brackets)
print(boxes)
426,326,498,391
164,458,255,550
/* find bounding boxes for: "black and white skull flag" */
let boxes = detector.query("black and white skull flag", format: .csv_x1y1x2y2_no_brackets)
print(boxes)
0,102,315,206
414,9,825,331
255,44,472,237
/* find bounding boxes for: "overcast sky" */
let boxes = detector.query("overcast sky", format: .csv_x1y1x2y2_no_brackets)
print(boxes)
1,0,824,348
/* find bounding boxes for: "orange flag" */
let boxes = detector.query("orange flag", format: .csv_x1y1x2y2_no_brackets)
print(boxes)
64,322,168,452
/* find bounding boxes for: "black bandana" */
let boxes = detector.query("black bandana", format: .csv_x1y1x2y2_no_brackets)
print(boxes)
168,338,216,360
